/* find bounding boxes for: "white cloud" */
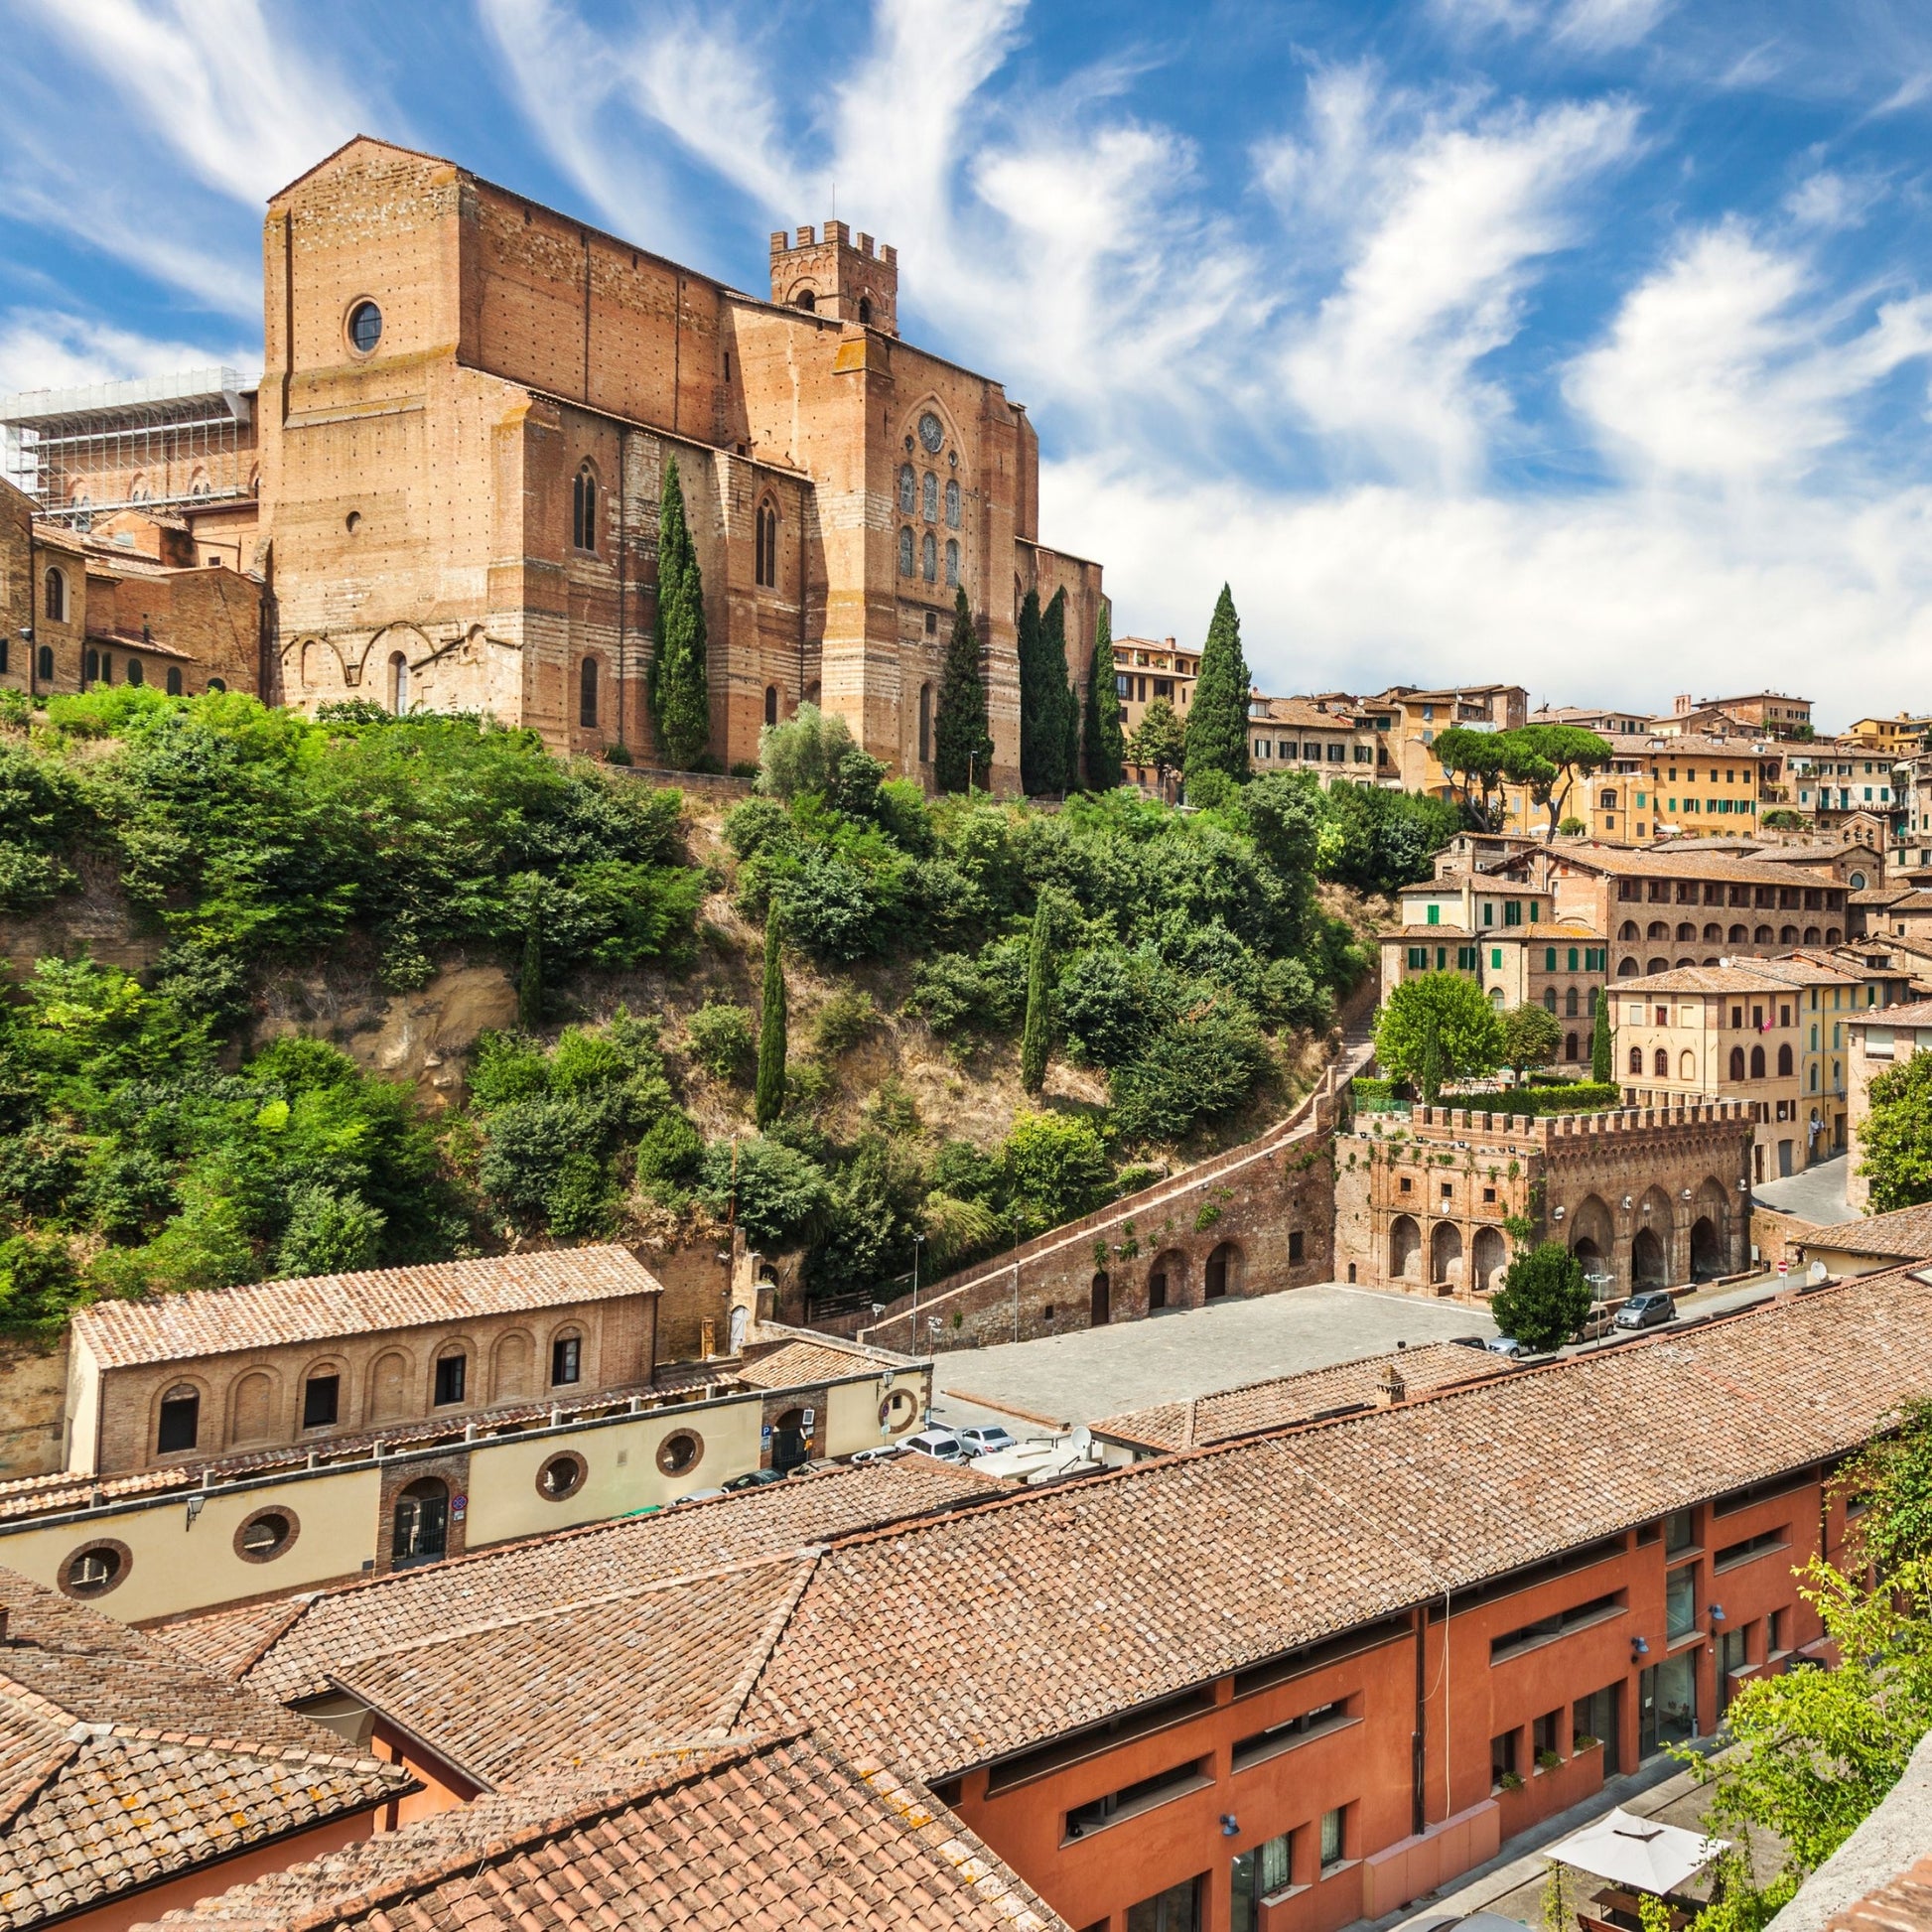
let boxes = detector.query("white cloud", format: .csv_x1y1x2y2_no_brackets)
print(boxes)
1567,223,1932,483
1556,0,1672,53
1266,80,1639,483
0,311,252,397
15,0,368,205
1043,454,1932,723
1783,168,1886,232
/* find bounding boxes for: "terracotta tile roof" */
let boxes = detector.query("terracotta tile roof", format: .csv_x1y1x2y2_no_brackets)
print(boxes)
136,1733,1071,1932
1852,1000,1932,1027
736,1337,888,1389
163,1455,997,1708
1800,1204,1932,1262
0,1572,407,1932
333,1557,810,1786
1616,965,1789,994
1090,1342,1504,1451
1538,845,1831,887
1251,699,1360,730
745,1267,1932,1780
71,1247,662,1370
1382,924,1478,940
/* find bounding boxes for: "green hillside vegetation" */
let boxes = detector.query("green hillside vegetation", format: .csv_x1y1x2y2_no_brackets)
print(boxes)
0,686,1456,1332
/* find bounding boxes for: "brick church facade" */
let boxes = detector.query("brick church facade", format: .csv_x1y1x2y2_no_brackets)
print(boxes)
249,136,1103,783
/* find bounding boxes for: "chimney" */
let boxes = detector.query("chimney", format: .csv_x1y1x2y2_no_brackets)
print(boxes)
1376,1361,1406,1407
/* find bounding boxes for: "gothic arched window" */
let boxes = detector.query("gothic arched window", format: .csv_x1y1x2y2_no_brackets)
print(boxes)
579,656,599,729
572,465,598,551
44,568,67,623
922,472,938,522
898,466,915,515
945,479,960,527
921,531,937,583
755,500,778,587
389,650,409,716
944,538,959,589
898,527,915,577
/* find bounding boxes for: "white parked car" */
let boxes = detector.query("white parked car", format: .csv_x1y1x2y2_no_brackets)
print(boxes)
955,1425,1019,1457
847,1443,903,1465
900,1428,968,1462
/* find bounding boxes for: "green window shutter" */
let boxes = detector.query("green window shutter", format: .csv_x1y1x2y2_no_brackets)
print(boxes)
1408,947,1427,970
1426,904,1441,925
1491,947,1503,969
1568,947,1580,971
1546,947,1557,971
1437,946,1448,970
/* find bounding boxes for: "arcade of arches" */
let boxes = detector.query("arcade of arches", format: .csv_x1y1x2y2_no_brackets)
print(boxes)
1333,1102,1755,1306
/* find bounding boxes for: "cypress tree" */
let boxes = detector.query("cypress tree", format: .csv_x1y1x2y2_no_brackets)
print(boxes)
1040,588,1075,793
1183,583,1251,788
932,588,993,793
1084,601,1126,789
1017,589,1052,795
650,456,710,767
517,905,543,1030
1590,988,1613,1085
755,913,787,1130
1020,897,1051,1094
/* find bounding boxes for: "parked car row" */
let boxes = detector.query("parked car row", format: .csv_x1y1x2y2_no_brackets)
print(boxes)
1476,1288,1680,1362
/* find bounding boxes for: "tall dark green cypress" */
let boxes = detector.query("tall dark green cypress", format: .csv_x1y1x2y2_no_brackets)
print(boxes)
1017,589,1053,795
1183,583,1251,788
1590,988,1613,1084
517,906,543,1030
755,913,787,1129
650,456,710,768
1020,897,1051,1094
1083,601,1125,789
932,588,993,793
1040,590,1077,792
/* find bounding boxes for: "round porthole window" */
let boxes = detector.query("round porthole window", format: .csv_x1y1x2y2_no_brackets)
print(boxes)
346,301,383,355
60,1539,131,1599
879,1387,919,1434
655,1430,703,1476
234,1507,300,1564
535,1450,589,1501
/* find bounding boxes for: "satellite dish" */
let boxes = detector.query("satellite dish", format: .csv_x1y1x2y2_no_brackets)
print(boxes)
1070,1425,1093,1456
1808,1261,1827,1286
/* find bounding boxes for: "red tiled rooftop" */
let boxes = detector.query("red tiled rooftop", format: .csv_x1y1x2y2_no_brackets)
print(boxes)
71,1246,661,1369
136,1734,1070,1932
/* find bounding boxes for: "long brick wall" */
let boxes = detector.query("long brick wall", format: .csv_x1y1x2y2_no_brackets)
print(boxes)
834,1050,1369,1355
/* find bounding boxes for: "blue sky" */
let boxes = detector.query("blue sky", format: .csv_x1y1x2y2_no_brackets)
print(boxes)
5,0,1932,725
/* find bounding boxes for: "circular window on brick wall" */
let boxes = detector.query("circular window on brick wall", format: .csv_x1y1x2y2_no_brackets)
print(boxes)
879,1388,919,1434
346,300,382,355
535,1450,589,1502
234,1506,301,1564
60,1539,131,1600
655,1431,704,1477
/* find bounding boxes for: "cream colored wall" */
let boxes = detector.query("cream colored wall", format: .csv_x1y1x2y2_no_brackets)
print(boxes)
0,1465,385,1624
462,1399,763,1548
0,1375,912,1622
66,1334,101,1478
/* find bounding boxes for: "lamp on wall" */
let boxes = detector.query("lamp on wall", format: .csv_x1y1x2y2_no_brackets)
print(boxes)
1710,1604,1726,1623
1631,1635,1650,1660
1221,1815,1241,1839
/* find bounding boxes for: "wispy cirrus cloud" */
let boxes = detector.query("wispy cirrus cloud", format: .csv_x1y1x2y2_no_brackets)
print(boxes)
1264,76,1640,483
15,0,370,205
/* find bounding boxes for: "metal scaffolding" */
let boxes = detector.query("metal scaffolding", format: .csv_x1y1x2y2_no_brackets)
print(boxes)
0,366,255,526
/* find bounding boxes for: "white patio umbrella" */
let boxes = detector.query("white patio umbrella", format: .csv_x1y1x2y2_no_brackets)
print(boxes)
1544,1809,1731,1895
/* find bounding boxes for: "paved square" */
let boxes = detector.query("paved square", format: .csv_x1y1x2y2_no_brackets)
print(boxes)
929,1283,1499,1433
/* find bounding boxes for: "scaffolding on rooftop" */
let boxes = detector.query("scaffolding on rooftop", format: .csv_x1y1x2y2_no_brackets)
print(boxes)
0,366,257,528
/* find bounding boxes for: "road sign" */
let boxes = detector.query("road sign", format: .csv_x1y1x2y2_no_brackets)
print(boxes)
1776,1259,1790,1278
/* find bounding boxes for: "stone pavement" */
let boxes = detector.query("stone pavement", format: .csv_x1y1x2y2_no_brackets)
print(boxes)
1752,1153,1850,1227
928,1284,1499,1436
